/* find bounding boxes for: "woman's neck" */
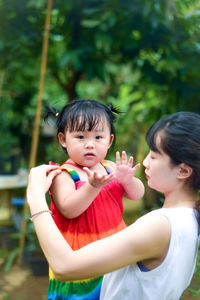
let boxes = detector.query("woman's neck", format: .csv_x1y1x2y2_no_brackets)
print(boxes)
163,188,198,209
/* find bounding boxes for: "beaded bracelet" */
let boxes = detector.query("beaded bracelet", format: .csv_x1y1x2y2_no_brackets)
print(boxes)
29,210,53,222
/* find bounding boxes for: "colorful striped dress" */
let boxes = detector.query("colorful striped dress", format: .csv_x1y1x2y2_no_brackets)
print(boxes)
48,161,126,300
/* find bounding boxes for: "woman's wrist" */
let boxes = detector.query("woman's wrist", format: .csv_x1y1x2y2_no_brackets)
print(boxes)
29,209,53,222
27,193,49,215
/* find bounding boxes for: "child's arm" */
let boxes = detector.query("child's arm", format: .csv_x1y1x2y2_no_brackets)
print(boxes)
51,168,115,219
111,151,145,200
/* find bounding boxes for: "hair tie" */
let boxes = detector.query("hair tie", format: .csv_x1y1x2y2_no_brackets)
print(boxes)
107,103,122,115
55,112,59,117
108,104,113,111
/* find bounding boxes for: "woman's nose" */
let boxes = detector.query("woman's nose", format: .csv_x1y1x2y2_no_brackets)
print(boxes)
143,155,149,168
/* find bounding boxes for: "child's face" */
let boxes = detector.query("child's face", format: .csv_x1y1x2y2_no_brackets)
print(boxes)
58,118,114,168
143,135,179,195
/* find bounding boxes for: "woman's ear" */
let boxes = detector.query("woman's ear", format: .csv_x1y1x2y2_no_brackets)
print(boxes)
108,134,114,149
58,132,66,148
177,163,193,180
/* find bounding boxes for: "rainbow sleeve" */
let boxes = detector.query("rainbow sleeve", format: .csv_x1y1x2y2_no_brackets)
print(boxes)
61,166,80,182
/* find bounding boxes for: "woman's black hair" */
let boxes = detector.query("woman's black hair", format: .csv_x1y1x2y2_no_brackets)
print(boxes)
44,99,121,150
146,111,200,192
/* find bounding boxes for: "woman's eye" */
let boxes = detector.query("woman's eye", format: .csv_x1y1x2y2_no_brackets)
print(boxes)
77,135,84,139
96,136,102,139
150,153,157,159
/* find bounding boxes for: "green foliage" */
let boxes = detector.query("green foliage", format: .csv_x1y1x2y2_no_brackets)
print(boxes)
0,95,19,156
189,248,200,297
2,248,19,273
1,0,200,165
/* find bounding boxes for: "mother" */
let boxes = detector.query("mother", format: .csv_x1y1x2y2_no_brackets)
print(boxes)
27,111,200,300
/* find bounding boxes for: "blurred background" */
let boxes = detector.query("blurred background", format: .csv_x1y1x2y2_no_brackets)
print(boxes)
0,0,200,299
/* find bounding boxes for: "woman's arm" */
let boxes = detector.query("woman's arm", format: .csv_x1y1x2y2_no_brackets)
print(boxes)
27,165,170,281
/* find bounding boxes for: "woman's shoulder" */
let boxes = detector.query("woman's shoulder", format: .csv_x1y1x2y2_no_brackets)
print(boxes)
136,209,170,227
119,211,171,264
131,209,171,242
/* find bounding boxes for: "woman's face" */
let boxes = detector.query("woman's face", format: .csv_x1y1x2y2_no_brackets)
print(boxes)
143,135,179,195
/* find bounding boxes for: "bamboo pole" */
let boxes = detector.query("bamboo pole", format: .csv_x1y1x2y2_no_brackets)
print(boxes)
17,0,53,264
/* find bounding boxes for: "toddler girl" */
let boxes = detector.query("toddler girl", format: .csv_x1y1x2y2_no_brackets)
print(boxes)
44,99,144,300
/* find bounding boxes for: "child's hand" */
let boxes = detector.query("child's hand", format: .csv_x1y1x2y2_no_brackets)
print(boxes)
114,151,140,186
83,167,115,188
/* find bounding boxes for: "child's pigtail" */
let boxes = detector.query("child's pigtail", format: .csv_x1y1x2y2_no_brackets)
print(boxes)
44,106,60,124
107,103,123,121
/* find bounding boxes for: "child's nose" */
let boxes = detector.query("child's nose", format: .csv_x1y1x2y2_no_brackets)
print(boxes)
85,139,95,148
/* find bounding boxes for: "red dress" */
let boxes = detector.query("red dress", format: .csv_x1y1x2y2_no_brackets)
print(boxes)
48,161,126,300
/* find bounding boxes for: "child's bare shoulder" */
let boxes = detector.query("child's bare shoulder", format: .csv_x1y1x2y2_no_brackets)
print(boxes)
52,169,74,185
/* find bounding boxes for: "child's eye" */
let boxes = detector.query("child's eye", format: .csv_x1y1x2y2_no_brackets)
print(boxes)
77,135,84,139
96,136,102,139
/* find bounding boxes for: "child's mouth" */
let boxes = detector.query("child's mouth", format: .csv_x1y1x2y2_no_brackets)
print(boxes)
85,153,95,158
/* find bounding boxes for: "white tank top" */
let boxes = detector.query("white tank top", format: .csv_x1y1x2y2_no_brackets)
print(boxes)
100,207,199,300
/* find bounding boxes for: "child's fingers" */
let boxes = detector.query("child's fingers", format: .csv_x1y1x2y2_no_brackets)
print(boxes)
116,151,121,165
132,163,140,173
83,167,93,177
100,174,115,185
106,173,115,182
93,171,102,180
94,172,115,184
128,156,134,167
121,151,127,164
116,151,128,165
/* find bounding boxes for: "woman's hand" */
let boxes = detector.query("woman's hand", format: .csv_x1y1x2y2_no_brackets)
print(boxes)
27,164,62,199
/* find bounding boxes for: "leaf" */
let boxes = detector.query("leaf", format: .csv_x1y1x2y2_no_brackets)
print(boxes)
3,248,20,273
81,19,101,28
